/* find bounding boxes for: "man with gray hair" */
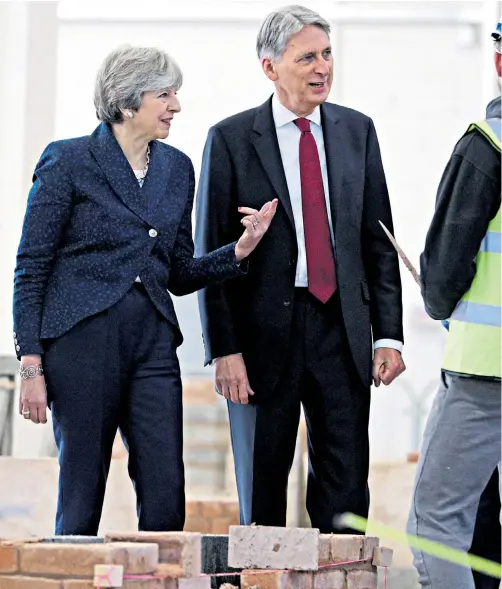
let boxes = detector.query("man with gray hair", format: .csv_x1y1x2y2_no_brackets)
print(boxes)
196,5,405,531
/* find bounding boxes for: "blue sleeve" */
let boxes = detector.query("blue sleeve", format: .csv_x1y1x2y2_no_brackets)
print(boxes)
167,159,246,297
13,143,74,358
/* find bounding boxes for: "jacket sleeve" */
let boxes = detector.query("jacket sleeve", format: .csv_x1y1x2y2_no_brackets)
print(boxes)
13,143,74,359
167,158,246,298
420,135,501,320
194,126,243,365
361,118,404,342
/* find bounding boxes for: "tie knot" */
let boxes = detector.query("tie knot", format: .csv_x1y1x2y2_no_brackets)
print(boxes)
295,118,311,133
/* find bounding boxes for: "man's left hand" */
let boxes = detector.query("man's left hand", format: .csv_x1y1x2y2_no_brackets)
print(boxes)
372,347,405,387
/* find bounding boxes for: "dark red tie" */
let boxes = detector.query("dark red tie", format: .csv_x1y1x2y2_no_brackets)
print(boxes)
295,117,337,303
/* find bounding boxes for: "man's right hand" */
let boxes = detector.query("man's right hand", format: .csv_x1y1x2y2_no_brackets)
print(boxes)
214,354,255,404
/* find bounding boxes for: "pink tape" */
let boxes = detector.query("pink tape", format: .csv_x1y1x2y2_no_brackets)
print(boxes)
96,558,388,588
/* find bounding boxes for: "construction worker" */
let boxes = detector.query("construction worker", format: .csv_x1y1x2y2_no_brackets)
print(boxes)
406,19,501,589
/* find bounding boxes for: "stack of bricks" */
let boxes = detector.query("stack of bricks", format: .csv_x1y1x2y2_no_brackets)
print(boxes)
228,526,393,589
0,526,392,588
0,533,210,588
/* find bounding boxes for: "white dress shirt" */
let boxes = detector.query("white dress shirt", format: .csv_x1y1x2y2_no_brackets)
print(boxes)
272,94,402,353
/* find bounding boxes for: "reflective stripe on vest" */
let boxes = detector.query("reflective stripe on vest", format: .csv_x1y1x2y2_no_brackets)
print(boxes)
452,301,501,328
466,119,502,152
479,231,501,253
441,118,501,378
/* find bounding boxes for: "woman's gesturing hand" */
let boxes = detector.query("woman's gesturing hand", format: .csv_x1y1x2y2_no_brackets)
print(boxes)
234,199,279,262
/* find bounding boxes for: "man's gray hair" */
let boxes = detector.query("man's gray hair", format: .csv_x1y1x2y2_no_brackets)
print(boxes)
256,5,331,61
94,45,183,124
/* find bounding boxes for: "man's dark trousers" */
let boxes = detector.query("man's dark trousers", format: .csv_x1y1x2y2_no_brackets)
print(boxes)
228,288,371,533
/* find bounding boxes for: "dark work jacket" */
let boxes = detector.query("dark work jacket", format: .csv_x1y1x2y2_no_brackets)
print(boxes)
420,97,501,321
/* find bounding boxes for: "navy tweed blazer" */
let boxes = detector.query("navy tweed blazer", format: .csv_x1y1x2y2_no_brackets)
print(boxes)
13,122,242,359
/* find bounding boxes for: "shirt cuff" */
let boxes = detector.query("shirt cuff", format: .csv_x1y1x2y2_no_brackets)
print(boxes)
374,339,403,353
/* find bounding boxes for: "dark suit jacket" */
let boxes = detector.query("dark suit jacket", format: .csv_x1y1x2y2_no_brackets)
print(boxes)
195,97,403,391
13,122,243,359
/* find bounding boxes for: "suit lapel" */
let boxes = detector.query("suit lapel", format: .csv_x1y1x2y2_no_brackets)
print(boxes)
251,98,295,228
141,139,171,220
320,104,343,234
89,123,160,229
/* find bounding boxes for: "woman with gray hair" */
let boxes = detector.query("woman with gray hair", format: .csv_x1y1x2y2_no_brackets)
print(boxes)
13,45,277,535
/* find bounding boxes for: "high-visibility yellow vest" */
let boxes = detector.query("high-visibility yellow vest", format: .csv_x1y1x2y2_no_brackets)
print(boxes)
442,118,501,378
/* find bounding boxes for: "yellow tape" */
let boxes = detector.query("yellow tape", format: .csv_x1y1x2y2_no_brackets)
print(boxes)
338,513,501,579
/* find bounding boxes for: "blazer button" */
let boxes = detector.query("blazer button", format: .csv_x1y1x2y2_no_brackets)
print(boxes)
15,345,20,352
149,228,158,238
283,300,291,306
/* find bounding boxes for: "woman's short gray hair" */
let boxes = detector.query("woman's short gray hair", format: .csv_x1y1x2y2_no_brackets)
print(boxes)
256,5,331,61
94,45,183,124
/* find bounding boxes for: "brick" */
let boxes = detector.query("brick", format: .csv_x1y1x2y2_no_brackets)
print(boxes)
313,570,347,589
209,517,236,535
0,544,18,573
318,535,332,565
361,537,379,561
346,570,377,589
155,564,184,578
228,526,319,571
94,564,124,587
200,502,224,519
371,547,393,568
241,571,276,589
1,539,41,547
0,577,61,589
178,577,211,589
185,517,211,534
186,501,203,519
62,582,94,589
241,571,313,589
105,533,200,577
123,581,172,589
330,536,364,565
220,502,239,519
20,542,158,576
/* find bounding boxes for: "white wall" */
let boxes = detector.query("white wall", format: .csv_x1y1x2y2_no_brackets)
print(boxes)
2,0,500,459
337,20,486,457
0,2,29,361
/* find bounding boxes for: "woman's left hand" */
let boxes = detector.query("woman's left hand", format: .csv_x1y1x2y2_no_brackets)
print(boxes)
234,199,279,262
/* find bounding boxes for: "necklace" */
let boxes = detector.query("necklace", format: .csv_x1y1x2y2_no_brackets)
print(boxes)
134,144,151,181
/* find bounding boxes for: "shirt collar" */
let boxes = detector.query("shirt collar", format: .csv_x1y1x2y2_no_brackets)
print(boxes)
272,93,321,129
